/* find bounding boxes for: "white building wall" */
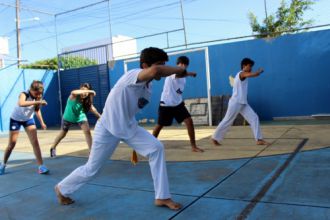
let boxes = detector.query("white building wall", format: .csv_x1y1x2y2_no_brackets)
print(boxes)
0,37,9,68
62,35,137,60
0,37,9,55
112,35,137,59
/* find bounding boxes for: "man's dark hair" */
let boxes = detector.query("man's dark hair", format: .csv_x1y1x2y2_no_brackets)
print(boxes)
241,58,254,69
140,47,168,68
176,56,189,65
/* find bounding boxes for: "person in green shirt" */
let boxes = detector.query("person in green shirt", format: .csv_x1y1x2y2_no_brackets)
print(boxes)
50,83,101,157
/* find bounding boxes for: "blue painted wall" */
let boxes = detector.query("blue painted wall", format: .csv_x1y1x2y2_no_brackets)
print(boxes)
0,67,60,132
108,30,330,122
1,29,329,131
208,29,330,120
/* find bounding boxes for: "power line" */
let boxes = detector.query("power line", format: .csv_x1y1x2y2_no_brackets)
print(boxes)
55,6,108,22
20,0,64,13
5,0,329,62
14,20,109,49
141,16,244,23
49,1,189,33
55,0,108,16
111,1,180,21
111,3,180,26
22,32,54,52
0,1,54,15
8,1,214,50
2,29,16,37
0,5,10,13
49,1,184,42
16,22,330,56
26,10,54,34
3,2,181,37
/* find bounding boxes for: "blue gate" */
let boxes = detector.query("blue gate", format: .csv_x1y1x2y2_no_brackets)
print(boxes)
59,64,109,125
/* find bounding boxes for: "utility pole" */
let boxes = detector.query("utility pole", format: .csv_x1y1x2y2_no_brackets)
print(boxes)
179,0,188,48
107,0,114,63
264,0,268,20
15,0,21,67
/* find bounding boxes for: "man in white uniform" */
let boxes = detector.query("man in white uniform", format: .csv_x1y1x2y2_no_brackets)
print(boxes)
212,58,268,146
55,47,195,210
152,56,203,152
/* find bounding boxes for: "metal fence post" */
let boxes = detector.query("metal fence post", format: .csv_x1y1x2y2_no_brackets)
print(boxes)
0,105,3,132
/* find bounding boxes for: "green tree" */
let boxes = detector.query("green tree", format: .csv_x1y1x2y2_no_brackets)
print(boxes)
21,56,98,70
248,0,315,38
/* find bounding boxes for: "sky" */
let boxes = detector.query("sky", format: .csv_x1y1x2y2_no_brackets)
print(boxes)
0,0,329,64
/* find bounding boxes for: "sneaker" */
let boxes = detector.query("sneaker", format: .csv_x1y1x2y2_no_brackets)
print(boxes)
38,165,49,174
50,148,56,158
0,163,5,175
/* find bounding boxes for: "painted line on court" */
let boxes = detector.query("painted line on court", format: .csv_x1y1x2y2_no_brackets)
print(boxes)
168,139,282,219
169,127,297,219
236,138,309,220
0,184,40,199
201,195,330,209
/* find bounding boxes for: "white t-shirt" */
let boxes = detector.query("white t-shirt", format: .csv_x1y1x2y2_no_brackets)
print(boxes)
160,75,186,106
11,91,37,121
100,68,151,139
231,71,248,104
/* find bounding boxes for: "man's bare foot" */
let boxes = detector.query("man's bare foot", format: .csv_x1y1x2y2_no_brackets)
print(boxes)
192,146,204,152
257,139,268,145
211,139,221,146
155,198,182,210
55,185,74,205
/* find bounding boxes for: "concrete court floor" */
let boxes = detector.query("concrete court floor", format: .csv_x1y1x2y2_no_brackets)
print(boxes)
0,122,329,219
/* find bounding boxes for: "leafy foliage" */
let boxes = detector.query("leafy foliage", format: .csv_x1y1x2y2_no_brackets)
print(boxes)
248,0,314,38
21,56,98,70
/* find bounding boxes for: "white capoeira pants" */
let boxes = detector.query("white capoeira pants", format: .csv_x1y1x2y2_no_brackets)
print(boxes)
212,100,263,142
57,121,171,199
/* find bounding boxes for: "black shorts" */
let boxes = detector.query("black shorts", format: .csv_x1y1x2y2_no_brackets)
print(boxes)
157,102,191,126
62,120,88,132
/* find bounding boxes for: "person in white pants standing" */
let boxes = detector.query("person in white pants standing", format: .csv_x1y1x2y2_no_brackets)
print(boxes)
212,58,268,146
55,47,196,210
